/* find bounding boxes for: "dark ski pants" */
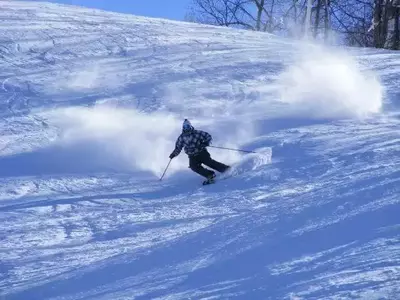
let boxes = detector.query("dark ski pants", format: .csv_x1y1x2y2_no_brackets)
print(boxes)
189,149,230,178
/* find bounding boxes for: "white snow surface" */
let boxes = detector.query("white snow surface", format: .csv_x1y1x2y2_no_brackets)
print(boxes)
0,1,399,299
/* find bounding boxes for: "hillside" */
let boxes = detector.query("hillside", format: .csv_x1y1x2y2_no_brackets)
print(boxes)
0,1,399,299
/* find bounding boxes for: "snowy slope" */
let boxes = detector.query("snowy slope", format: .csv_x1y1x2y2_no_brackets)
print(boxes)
1,1,399,299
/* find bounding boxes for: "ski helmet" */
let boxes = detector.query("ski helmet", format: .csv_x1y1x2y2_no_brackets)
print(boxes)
182,119,194,133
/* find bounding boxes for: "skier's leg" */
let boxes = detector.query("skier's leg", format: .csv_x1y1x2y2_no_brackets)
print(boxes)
200,149,230,173
189,154,215,178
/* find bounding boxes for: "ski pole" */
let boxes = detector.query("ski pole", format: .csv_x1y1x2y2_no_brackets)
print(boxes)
159,159,172,181
209,145,256,154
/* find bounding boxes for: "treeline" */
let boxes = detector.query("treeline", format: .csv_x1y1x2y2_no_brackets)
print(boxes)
185,0,400,50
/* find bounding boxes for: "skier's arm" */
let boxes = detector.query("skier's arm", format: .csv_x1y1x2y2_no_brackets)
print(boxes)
200,131,212,146
169,135,183,158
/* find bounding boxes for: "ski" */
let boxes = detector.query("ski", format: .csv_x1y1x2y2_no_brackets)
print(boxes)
202,178,216,185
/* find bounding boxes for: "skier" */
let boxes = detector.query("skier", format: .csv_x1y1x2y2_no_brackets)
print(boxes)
169,119,230,183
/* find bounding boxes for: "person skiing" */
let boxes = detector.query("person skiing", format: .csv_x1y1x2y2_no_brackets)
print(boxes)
169,119,230,183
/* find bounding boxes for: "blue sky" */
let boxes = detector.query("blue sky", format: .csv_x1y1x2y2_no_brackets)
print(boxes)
32,0,191,21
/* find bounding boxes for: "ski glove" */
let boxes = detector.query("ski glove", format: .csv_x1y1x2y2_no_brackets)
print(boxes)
169,152,176,159
202,140,210,147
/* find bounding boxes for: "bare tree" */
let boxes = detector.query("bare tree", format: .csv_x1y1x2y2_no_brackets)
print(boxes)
394,1,400,49
187,0,286,33
186,0,255,29
385,0,400,49
308,0,331,39
187,0,399,50
326,0,374,47
369,0,400,49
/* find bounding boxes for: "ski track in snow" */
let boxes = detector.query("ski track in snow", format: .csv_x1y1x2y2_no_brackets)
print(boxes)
0,2,399,300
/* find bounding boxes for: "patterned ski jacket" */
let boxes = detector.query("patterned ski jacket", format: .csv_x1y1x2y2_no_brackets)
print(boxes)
171,130,212,156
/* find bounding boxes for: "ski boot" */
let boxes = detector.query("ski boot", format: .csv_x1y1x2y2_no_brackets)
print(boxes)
202,173,216,185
